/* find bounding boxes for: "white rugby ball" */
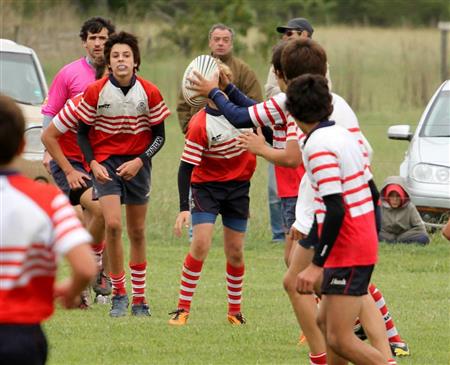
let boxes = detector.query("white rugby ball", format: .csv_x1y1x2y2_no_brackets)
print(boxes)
181,55,219,107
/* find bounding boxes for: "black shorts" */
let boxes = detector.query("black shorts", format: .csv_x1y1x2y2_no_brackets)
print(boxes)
0,324,47,365
49,159,92,206
321,265,374,296
92,155,151,205
191,181,250,220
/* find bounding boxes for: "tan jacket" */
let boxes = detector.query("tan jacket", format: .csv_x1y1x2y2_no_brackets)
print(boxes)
176,53,262,134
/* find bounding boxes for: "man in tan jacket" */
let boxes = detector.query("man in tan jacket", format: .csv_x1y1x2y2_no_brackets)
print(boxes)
176,23,262,134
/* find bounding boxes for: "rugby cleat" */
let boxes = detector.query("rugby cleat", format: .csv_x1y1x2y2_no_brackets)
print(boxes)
228,312,246,325
109,294,129,317
131,302,151,317
168,309,189,326
390,342,410,357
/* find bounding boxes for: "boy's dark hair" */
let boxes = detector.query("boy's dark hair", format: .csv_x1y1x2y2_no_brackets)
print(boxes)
0,94,25,165
104,31,141,72
281,38,327,81
285,74,333,123
79,17,115,41
271,40,288,75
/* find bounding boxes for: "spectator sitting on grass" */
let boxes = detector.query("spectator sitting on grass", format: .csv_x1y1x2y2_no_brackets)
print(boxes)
379,176,429,244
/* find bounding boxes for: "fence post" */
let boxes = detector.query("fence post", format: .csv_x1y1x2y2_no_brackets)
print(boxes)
438,22,450,82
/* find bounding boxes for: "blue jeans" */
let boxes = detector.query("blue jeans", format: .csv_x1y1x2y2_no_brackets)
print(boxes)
268,163,284,241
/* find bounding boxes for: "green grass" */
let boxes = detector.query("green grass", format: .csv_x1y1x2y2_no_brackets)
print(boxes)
45,237,449,365
40,117,450,364
21,23,450,365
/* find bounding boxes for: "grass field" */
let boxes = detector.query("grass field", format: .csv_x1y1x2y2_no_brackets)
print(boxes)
5,14,448,364
41,118,449,365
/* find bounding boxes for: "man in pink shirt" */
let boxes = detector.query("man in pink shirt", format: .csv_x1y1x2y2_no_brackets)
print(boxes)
41,17,115,130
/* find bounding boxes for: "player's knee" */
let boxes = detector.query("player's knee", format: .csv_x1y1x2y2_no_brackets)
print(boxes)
105,218,122,239
127,226,146,244
282,272,296,294
316,314,326,334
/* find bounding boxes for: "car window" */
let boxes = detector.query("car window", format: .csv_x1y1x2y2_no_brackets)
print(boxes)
420,90,450,137
0,52,45,105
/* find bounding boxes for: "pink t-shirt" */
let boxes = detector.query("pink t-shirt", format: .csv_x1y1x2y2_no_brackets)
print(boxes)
41,57,95,117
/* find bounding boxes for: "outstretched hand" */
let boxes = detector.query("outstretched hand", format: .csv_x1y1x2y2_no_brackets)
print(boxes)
237,127,267,155
186,70,219,97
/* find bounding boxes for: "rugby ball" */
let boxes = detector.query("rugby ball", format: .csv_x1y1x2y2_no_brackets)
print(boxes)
181,55,219,107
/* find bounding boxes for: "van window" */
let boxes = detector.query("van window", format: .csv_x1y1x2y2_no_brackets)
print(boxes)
0,52,45,105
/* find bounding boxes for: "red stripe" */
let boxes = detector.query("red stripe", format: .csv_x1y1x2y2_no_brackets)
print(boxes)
308,151,337,162
54,225,83,244
263,102,276,125
347,196,373,209
181,281,196,289
0,264,56,280
211,138,237,148
149,106,169,120
348,128,360,132
343,183,369,196
312,163,339,174
316,176,341,186
252,105,265,127
342,170,364,183
271,97,287,124
149,110,170,124
181,156,201,165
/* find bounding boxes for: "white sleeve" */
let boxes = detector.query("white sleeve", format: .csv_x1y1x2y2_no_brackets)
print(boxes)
292,174,316,235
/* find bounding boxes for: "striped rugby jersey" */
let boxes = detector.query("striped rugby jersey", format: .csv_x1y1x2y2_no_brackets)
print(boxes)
302,124,378,267
51,93,84,163
0,172,91,324
182,109,256,183
76,75,170,162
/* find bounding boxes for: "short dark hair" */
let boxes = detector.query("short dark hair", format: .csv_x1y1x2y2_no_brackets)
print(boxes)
285,74,333,123
281,38,327,81
0,94,25,164
209,23,234,40
104,31,141,72
79,17,115,41
271,40,288,75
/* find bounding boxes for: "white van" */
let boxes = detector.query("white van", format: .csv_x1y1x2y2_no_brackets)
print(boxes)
0,39,50,179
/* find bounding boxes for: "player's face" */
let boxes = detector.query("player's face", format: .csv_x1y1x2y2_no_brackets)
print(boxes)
83,28,109,65
282,29,308,41
388,191,402,208
209,29,233,57
109,43,136,84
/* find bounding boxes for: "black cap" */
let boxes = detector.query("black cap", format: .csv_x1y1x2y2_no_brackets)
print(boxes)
276,18,314,36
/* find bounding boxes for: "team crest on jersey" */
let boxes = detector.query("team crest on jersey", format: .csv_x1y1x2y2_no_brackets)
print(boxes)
211,134,222,142
136,101,147,114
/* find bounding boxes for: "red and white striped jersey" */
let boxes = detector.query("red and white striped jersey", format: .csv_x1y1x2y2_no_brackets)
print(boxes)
0,173,91,324
76,76,170,162
249,92,371,165
181,109,256,183
273,119,306,198
302,124,377,267
52,93,84,163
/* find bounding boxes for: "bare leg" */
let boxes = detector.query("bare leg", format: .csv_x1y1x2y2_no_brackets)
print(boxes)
80,188,105,244
321,295,387,365
99,195,123,275
283,244,326,354
359,295,393,361
223,226,245,267
126,204,148,264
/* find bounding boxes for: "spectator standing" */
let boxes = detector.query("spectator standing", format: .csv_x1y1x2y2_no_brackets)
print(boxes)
176,23,262,134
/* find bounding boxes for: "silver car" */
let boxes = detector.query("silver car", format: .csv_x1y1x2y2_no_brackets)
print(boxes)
0,38,49,180
388,80,450,225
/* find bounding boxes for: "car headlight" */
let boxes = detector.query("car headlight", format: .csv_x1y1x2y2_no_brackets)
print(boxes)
411,163,450,184
24,125,45,154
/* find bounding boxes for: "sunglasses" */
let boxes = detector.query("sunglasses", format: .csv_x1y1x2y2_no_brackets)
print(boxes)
285,29,304,37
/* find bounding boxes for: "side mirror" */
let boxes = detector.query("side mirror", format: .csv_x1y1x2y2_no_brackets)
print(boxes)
387,125,413,141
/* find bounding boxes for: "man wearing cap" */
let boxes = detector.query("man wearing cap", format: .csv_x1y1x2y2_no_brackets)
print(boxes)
265,17,331,98
176,23,263,134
